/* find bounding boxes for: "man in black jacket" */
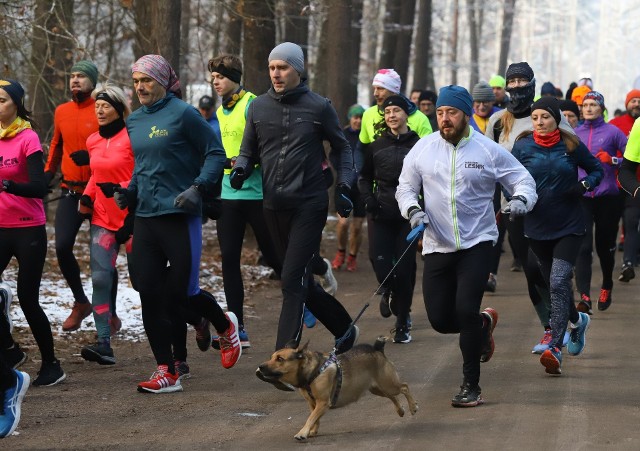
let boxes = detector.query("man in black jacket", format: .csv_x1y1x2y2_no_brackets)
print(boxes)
232,42,358,357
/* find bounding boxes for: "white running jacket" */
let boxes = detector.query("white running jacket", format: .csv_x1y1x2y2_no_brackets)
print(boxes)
396,127,537,254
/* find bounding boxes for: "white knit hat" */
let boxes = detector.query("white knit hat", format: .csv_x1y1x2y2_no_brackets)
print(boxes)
372,69,401,94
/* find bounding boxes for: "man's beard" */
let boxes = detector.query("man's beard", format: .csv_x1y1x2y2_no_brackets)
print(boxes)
72,90,91,103
629,107,640,119
439,118,469,145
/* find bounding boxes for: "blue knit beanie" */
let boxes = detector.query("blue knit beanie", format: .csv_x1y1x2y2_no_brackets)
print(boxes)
0,79,25,106
436,85,473,116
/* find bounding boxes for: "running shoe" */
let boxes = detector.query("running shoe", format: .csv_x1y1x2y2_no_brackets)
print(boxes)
0,370,30,438
393,325,411,344
346,254,357,272
532,329,552,354
484,273,497,293
540,347,562,375
81,343,116,365
137,364,182,393
451,382,483,407
0,282,13,334
335,325,359,355
379,290,392,318
62,301,92,332
320,258,338,296
576,294,592,315
2,345,26,369
480,307,498,363
33,359,66,386
331,250,345,270
303,307,317,328
194,318,211,352
218,312,241,369
510,259,522,272
619,262,635,282
238,327,251,349
175,360,191,381
567,312,590,356
598,288,612,311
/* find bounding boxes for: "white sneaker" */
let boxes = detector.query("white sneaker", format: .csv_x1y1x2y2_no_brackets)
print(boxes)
321,258,338,296
0,282,13,334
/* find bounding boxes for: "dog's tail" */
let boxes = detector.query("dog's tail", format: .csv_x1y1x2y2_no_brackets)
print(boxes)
374,336,387,353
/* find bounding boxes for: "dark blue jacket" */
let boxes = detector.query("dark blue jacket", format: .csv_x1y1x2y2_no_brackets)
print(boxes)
511,134,603,240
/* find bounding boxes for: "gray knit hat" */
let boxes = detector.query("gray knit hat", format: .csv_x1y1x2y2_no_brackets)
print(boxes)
268,42,304,74
472,81,495,102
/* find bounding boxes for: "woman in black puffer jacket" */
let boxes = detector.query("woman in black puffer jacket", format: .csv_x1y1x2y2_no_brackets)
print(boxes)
359,95,420,343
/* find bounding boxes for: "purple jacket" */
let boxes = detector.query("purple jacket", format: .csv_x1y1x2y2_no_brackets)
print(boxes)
576,116,627,197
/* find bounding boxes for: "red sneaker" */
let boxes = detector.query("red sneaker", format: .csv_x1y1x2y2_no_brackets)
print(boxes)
480,307,498,363
331,250,346,270
346,254,357,272
219,312,242,369
62,302,93,331
137,365,183,393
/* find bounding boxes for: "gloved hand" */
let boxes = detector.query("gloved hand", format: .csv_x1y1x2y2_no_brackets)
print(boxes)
115,213,134,244
97,182,121,198
174,185,201,210
78,194,93,219
595,151,614,165
0,180,9,193
70,150,90,166
229,167,246,190
113,187,129,210
506,196,527,221
408,207,428,230
335,184,353,218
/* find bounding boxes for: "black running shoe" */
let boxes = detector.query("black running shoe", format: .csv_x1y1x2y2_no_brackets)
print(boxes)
2,344,26,369
451,382,483,407
619,263,635,282
379,290,392,318
81,343,116,365
393,326,412,344
33,359,66,386
335,325,359,355
576,294,593,315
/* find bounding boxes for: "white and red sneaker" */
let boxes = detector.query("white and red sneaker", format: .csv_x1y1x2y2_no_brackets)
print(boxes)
480,307,498,363
137,365,183,393
219,312,242,369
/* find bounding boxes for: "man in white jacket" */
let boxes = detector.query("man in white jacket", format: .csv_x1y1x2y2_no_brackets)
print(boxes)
396,85,537,407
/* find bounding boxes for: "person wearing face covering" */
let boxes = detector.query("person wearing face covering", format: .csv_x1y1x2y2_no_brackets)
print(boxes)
485,62,575,356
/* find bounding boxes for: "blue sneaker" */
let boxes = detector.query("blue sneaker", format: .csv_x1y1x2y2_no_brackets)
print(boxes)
567,312,590,356
303,307,317,328
540,347,562,375
0,370,30,438
562,330,570,348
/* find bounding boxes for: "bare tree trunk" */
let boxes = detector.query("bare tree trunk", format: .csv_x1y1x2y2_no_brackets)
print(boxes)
313,5,329,96
450,0,459,85
379,0,400,69
467,0,479,88
324,0,354,120
498,0,516,76
30,0,75,143
413,0,433,90
241,0,276,95
347,0,363,108
133,0,182,74
226,0,243,55
279,0,309,47
180,0,191,88
393,0,416,88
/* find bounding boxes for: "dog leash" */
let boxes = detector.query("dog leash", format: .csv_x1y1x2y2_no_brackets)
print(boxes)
372,229,421,297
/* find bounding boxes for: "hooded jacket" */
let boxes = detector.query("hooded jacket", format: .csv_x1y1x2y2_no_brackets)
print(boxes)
575,116,627,197
235,81,354,210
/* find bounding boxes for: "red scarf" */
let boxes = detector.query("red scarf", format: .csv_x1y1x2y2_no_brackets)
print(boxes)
533,129,560,147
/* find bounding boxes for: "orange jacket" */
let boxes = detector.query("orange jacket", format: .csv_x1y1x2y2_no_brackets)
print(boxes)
45,97,98,192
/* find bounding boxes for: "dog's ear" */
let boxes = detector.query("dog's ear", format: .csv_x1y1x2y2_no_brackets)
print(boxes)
284,339,298,349
294,341,310,359
298,340,310,352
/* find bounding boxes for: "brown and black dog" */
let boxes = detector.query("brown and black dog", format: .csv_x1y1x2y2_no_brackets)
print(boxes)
256,337,418,440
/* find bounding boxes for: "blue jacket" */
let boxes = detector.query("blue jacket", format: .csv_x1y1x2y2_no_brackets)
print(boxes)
127,94,226,217
512,134,603,240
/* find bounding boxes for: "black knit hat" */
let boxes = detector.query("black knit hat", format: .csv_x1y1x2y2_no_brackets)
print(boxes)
418,90,437,104
382,95,411,115
531,96,561,125
558,100,580,118
506,62,534,82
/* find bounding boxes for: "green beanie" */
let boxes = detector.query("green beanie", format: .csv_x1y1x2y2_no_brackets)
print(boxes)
347,104,365,120
71,60,99,87
489,75,506,89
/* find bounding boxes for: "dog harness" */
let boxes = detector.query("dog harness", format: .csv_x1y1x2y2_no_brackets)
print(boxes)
304,353,343,407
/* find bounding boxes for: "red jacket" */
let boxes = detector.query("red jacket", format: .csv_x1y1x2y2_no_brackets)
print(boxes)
609,113,635,137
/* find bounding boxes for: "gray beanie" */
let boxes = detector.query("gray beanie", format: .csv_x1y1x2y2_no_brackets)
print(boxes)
472,81,495,102
268,42,304,74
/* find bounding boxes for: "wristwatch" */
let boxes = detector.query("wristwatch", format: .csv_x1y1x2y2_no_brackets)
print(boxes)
580,180,591,192
611,156,620,165
510,195,527,205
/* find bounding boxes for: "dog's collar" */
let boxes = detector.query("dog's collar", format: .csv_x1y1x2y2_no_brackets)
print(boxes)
304,353,343,407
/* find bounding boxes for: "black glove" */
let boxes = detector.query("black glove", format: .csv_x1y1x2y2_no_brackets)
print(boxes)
97,182,121,198
335,184,353,218
229,167,246,190
115,213,134,244
113,187,130,210
174,185,201,210
70,150,90,166
78,195,93,219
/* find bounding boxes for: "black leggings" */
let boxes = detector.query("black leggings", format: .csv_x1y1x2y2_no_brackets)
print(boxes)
622,195,640,266
263,203,352,349
133,215,228,372
217,199,281,327
529,235,582,349
575,195,624,296
0,226,56,362
370,219,416,325
422,241,492,387
54,191,89,303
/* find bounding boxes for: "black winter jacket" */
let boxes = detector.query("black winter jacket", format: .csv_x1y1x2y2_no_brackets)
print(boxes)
358,129,420,222
235,81,354,210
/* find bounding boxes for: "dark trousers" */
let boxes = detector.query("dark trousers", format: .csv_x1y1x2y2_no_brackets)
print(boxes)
575,195,624,295
133,215,227,371
263,203,352,349
622,194,640,266
0,226,56,363
370,219,417,326
217,199,281,327
54,191,89,303
422,241,492,387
